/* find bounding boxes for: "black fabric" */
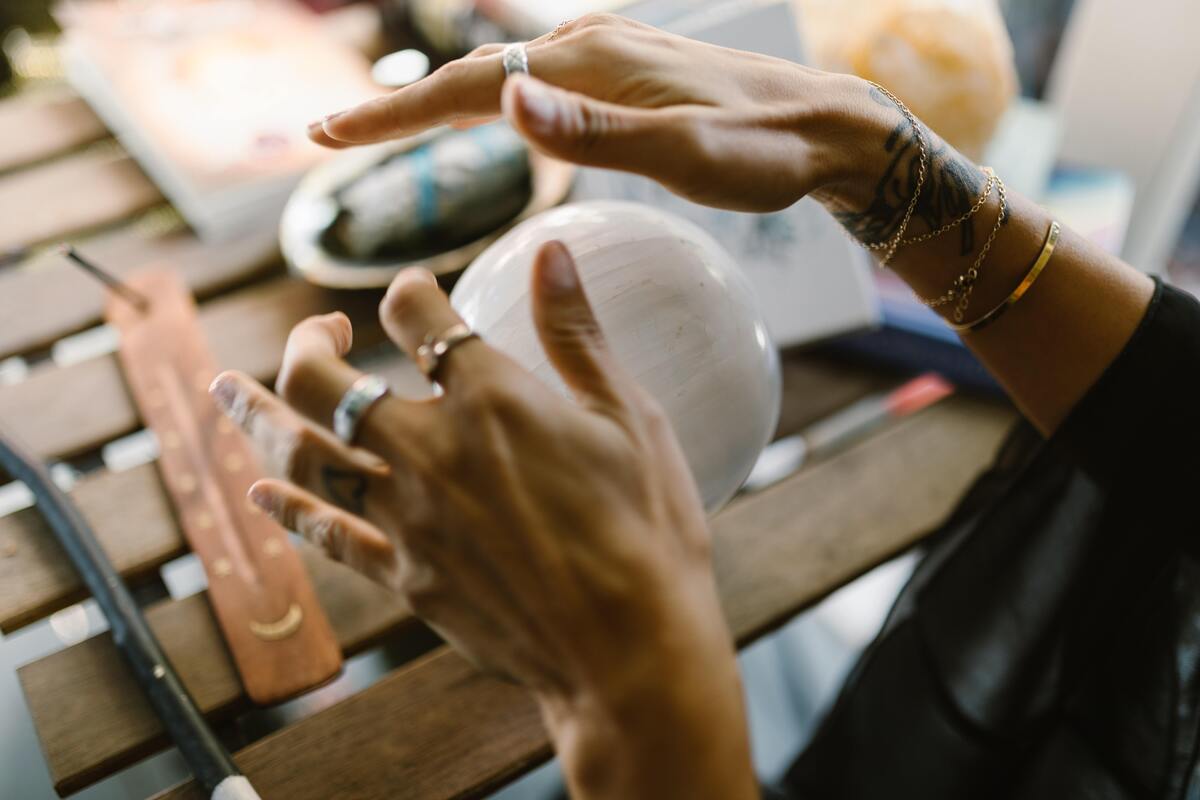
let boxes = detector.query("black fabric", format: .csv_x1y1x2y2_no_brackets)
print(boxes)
780,280,1200,799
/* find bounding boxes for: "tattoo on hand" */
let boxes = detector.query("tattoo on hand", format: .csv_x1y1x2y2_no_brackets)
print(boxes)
835,86,989,256
321,465,368,515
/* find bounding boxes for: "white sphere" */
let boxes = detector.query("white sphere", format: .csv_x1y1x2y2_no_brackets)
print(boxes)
450,201,781,513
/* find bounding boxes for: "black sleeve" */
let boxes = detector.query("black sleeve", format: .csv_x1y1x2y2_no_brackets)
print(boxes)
1055,278,1200,490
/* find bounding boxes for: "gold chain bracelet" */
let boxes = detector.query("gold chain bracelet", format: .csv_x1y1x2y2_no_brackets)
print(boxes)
865,167,996,252
921,174,1008,323
865,82,928,267
951,220,1061,334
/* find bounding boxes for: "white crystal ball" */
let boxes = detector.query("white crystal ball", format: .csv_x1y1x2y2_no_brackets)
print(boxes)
450,201,782,513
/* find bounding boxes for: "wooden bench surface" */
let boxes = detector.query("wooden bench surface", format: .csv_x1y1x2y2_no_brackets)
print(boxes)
0,80,1017,800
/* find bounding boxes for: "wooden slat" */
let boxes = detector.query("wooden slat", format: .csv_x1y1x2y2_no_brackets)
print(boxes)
0,91,107,174
0,278,384,464
0,148,161,253
0,360,429,634
23,396,1011,796
0,224,280,360
20,546,411,796
154,398,1013,800
0,463,180,632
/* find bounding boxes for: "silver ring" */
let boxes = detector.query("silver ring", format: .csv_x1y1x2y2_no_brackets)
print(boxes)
415,323,479,380
502,42,529,77
333,374,390,445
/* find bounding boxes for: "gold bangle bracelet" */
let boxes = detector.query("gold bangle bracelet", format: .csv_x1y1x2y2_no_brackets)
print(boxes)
951,220,1060,334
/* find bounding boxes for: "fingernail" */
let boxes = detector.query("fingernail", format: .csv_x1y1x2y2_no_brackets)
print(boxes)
540,241,578,293
319,110,346,134
248,483,274,513
515,78,559,136
208,374,237,413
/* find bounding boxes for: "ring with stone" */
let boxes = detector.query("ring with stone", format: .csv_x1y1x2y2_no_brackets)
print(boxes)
415,323,479,381
332,373,391,445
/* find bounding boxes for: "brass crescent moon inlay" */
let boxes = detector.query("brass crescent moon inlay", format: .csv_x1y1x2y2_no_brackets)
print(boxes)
248,603,304,641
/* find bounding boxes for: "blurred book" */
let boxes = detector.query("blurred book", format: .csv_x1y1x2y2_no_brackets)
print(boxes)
572,0,879,348
57,0,381,240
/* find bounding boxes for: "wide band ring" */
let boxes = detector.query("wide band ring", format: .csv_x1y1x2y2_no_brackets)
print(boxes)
415,323,479,381
502,42,529,77
333,373,391,445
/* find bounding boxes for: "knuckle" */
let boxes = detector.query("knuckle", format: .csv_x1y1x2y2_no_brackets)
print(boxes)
276,354,318,405
575,12,620,31
282,429,314,481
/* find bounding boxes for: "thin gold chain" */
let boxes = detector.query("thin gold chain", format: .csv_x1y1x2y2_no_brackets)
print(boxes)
865,167,997,251
922,175,1008,323
866,82,928,267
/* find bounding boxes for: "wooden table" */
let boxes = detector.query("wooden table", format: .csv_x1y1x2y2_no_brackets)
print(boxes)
0,85,1015,799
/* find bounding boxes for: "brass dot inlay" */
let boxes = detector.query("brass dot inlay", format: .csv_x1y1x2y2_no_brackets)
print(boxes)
216,417,235,435
246,498,262,514
161,430,181,450
193,511,213,530
0,540,17,558
211,557,233,577
176,473,197,493
263,538,285,558
223,453,244,472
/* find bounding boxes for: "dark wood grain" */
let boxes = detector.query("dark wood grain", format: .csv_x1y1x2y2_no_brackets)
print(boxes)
0,277,384,464
0,148,161,252
0,223,280,360
19,545,411,796
25,396,1011,797
0,91,107,173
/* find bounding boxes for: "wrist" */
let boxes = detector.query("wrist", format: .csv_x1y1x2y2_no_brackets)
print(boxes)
805,75,906,225
538,647,755,800
534,583,754,799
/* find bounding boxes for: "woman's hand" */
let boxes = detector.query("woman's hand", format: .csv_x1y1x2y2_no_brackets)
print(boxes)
209,243,756,799
310,13,875,213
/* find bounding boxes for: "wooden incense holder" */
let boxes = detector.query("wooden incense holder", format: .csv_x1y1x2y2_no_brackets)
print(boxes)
107,268,341,705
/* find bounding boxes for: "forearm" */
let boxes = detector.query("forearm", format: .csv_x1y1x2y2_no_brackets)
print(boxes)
815,79,1154,434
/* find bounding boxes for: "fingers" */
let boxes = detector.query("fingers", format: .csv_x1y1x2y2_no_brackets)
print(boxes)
249,479,401,588
275,312,433,457
501,75,695,181
529,242,628,409
379,269,492,390
318,54,508,145
209,370,389,504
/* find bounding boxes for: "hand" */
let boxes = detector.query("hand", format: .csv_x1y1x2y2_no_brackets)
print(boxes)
309,13,876,213
209,242,756,799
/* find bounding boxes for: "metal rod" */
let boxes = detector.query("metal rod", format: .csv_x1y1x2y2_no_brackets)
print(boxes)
0,430,260,800
59,244,151,313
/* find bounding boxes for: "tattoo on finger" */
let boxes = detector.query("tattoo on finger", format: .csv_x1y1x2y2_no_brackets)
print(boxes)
321,465,369,515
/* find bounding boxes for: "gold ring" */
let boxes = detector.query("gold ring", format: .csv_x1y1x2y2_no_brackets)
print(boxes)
415,323,479,380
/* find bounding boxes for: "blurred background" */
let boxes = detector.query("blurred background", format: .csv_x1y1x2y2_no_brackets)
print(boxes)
1,1,1197,798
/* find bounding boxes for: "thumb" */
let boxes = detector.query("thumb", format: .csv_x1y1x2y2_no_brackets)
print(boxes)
530,241,627,409
502,74,680,175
